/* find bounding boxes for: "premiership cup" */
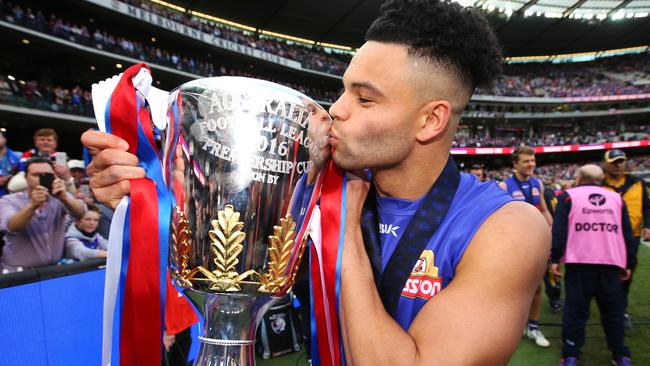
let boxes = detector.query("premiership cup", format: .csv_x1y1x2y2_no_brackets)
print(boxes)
165,77,330,365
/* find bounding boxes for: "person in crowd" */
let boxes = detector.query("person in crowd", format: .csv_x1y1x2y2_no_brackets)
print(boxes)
18,128,58,169
469,163,487,182
0,130,20,197
602,149,650,329
542,179,563,313
82,0,550,364
67,159,87,187
64,203,107,261
0,157,85,272
499,145,553,348
551,164,635,366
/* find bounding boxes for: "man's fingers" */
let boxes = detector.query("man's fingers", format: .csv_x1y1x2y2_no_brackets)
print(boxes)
89,165,146,189
87,149,141,176
81,131,129,156
92,181,132,209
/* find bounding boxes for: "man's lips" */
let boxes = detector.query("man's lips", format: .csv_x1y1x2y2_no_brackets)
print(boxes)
328,131,339,146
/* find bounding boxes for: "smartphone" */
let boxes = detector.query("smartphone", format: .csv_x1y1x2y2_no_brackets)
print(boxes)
39,172,55,193
54,152,68,166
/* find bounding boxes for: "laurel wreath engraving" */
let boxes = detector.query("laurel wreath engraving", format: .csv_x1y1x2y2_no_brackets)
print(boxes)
173,205,303,294
258,214,296,293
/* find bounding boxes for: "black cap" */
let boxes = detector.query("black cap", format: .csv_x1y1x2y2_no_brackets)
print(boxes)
604,149,627,163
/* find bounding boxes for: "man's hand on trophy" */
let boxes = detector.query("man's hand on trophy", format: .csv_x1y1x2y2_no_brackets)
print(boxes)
81,130,146,209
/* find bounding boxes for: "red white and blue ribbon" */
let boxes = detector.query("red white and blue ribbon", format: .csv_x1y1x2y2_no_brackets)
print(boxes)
310,160,347,366
94,63,195,366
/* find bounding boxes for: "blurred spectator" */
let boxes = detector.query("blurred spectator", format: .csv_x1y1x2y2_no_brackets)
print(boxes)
468,163,487,182
0,157,85,273
0,131,20,197
18,128,58,170
453,124,648,148
67,159,86,187
485,154,650,184
64,204,108,261
602,149,650,329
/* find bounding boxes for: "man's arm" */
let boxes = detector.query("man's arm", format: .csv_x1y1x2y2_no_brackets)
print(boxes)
641,180,650,240
6,186,49,232
65,236,104,260
340,181,550,365
6,201,38,233
621,203,637,269
538,181,553,225
52,178,86,219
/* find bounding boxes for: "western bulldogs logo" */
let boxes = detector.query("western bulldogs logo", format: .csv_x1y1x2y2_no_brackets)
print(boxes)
269,313,287,334
511,190,525,200
588,193,607,206
401,250,442,300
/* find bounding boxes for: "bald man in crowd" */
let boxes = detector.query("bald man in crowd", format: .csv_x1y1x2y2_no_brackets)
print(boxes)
551,164,635,366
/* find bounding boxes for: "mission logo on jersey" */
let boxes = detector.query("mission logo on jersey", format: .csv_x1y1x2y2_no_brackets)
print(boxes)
401,249,442,300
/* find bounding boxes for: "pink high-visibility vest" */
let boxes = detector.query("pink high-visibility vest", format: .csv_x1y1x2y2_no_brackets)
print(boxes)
566,185,627,269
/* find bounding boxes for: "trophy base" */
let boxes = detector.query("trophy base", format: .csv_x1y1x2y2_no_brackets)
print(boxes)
194,339,255,366
183,288,279,366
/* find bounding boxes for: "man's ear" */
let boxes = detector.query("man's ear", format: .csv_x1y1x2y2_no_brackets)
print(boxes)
415,100,452,143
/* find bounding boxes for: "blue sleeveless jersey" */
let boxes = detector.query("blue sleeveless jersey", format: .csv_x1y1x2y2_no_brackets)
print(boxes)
378,173,513,330
504,175,542,208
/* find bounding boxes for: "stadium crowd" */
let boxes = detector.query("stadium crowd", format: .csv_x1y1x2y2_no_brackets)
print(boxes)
481,154,650,184
2,70,648,153
121,0,350,75
0,74,94,117
480,53,650,98
4,1,650,101
454,124,649,148
1,3,339,103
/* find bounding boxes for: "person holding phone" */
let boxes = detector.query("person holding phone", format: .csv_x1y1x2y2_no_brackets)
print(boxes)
0,157,86,273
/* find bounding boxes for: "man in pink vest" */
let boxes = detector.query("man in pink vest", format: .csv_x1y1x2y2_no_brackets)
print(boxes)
551,164,635,366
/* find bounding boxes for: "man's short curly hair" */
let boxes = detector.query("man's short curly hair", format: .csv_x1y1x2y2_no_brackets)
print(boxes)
365,0,502,91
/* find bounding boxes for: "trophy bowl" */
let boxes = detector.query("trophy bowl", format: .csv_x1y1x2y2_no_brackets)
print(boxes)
165,77,330,365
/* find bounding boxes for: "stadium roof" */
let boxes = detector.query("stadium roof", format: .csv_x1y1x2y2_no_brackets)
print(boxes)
170,0,650,56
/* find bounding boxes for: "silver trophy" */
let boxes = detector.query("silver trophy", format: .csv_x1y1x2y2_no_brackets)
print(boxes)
165,77,330,366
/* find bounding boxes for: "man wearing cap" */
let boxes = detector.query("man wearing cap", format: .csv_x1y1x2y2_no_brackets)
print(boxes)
67,159,87,187
603,149,650,328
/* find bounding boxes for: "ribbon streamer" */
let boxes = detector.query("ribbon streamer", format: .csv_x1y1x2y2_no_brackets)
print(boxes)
310,160,347,366
93,63,196,366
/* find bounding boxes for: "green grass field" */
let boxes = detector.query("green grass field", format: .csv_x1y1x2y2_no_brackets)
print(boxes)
257,244,650,366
